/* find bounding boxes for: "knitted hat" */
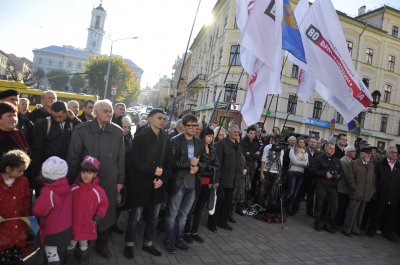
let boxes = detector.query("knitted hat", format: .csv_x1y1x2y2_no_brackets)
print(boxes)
41,156,68,180
80,155,100,171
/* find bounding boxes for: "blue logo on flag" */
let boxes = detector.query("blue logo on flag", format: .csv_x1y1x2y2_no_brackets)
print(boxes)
282,0,307,63
348,116,361,136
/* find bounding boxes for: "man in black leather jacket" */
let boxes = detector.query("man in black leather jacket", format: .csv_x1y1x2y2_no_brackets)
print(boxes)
311,142,343,233
164,114,202,254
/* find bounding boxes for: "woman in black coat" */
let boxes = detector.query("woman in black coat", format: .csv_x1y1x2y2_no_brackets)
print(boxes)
184,127,219,243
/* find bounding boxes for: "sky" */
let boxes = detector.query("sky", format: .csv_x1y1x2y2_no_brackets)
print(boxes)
0,0,399,88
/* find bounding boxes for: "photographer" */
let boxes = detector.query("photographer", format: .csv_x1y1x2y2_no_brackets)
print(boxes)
260,134,284,207
311,142,343,233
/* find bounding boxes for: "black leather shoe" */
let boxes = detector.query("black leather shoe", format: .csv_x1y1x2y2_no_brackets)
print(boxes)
96,247,111,259
207,224,217,233
175,242,190,251
218,224,233,231
228,216,236,223
191,233,204,243
342,231,352,238
324,226,336,234
111,225,124,234
314,224,322,232
383,234,398,243
142,245,162,256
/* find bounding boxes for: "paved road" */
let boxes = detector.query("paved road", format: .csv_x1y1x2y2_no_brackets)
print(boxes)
25,205,400,265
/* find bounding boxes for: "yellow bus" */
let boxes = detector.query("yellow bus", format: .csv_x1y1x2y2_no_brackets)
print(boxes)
0,80,98,111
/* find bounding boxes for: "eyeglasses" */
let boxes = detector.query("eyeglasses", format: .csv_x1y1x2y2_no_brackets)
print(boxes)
82,169,97,173
185,124,199,129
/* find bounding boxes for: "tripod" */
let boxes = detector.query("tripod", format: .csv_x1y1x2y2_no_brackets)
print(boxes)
263,149,286,229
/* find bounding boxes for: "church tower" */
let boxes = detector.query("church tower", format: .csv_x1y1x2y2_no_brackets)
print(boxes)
86,3,106,54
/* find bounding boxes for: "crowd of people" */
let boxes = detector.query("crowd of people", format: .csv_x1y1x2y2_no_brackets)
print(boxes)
0,88,399,265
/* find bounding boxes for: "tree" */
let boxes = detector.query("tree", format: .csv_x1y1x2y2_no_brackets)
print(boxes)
70,74,86,93
30,68,45,88
85,54,140,101
47,69,70,91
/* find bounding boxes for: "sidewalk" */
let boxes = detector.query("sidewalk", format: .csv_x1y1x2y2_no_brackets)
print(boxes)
26,208,400,265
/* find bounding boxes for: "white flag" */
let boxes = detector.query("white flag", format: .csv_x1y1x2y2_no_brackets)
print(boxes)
299,0,372,121
237,0,283,125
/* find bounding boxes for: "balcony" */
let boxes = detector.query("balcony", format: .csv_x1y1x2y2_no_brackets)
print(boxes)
187,74,206,89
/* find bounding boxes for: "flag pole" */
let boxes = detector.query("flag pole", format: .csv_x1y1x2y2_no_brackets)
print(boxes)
272,94,280,128
160,0,202,167
260,95,271,128
215,68,244,138
207,89,223,127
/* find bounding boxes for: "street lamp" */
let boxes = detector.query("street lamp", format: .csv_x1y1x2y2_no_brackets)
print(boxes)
104,36,138,99
370,90,381,109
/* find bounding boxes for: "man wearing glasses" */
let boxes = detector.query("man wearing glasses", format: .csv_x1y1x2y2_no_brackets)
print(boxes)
164,114,202,254
367,146,400,242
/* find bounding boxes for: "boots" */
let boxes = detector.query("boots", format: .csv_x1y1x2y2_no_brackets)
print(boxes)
74,248,89,265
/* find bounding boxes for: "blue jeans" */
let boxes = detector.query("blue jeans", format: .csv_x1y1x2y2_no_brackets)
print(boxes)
164,184,195,246
287,171,304,204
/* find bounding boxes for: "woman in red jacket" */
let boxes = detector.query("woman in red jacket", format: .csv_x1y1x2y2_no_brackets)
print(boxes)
0,150,31,265
68,156,108,263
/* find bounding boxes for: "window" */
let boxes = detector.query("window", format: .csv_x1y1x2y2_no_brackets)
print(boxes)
366,48,373,65
362,78,370,88
347,41,353,56
287,95,297,114
377,141,386,151
234,16,238,29
92,41,96,48
335,112,344,124
38,57,42,64
312,101,323,119
384,84,391,103
380,116,388,132
229,45,241,66
224,84,237,102
67,62,72,68
398,121,400,135
388,55,395,71
358,112,366,128
58,61,62,68
213,85,217,102
48,59,52,66
95,16,100,29
291,64,299,79
309,131,320,139
392,26,399,38
218,48,223,67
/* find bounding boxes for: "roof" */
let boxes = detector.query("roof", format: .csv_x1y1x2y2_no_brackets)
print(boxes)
356,5,400,19
33,45,89,59
124,58,143,73
95,3,105,11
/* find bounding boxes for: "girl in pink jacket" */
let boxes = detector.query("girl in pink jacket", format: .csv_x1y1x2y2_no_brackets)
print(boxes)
33,156,72,265
67,155,108,263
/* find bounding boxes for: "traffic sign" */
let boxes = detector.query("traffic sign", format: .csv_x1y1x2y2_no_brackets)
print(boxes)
111,85,117,96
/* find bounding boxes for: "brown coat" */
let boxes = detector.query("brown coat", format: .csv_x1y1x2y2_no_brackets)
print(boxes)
346,158,376,202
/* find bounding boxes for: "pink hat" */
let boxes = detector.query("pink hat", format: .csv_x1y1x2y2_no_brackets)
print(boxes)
80,155,100,171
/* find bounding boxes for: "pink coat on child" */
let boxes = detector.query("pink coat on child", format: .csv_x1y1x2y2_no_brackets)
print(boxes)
33,177,72,245
71,177,108,240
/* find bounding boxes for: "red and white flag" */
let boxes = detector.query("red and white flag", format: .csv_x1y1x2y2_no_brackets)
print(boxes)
236,0,283,125
298,0,372,121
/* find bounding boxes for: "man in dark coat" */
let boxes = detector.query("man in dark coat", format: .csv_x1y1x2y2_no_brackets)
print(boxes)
334,133,347,159
29,90,57,124
68,99,125,258
77,99,94,122
164,114,202,254
240,126,260,201
311,142,343,233
124,109,172,259
367,146,400,242
207,125,246,232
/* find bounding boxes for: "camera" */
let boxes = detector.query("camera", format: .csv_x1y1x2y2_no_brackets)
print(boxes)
329,169,341,180
270,140,287,152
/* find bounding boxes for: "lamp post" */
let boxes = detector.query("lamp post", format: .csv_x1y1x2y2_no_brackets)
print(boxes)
103,36,138,99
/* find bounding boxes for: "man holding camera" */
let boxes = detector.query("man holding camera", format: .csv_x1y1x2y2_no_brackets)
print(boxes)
311,142,344,233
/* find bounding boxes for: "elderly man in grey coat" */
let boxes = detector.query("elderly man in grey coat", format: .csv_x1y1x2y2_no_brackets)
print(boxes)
67,99,125,258
342,147,375,237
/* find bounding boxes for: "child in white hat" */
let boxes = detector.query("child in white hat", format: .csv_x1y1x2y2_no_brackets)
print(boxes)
33,156,72,265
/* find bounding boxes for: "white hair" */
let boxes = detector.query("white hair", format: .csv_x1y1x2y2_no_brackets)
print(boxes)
386,146,398,156
121,115,132,126
67,100,79,107
344,145,356,154
94,99,113,113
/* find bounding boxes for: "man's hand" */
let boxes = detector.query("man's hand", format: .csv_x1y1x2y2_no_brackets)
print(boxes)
243,169,247,176
117,184,124,192
213,183,219,189
0,216,5,223
155,167,163,177
255,151,260,155
326,172,333,179
153,178,163,189
190,165,199,175
67,109,76,120
260,172,265,182
190,157,199,166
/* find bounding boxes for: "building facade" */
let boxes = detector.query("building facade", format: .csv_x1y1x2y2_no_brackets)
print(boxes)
187,0,400,148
